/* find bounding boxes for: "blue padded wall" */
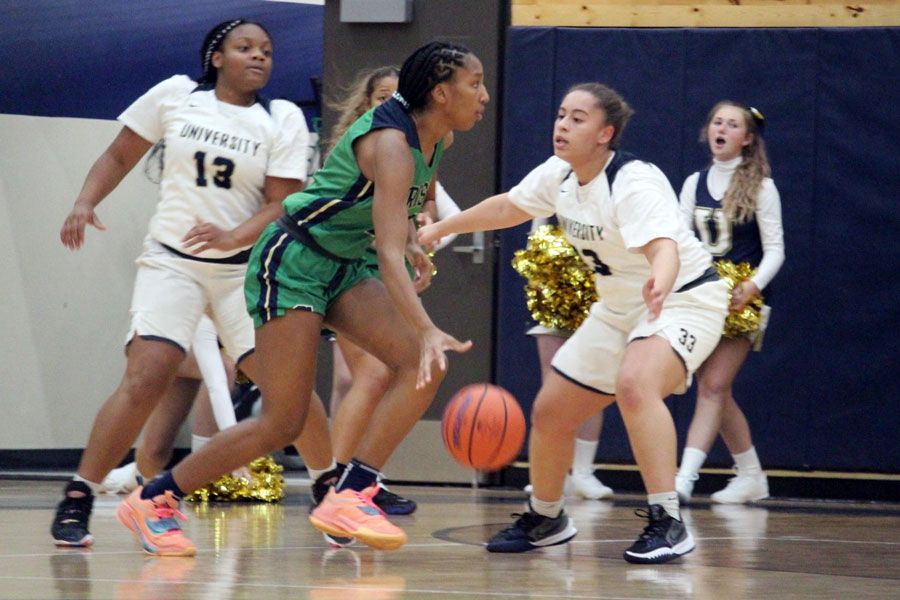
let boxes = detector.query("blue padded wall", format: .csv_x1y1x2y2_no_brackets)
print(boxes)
498,26,900,472
1,0,322,121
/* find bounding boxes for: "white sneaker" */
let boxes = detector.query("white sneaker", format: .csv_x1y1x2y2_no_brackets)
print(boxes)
675,472,698,504
99,462,139,495
710,468,769,504
569,471,613,500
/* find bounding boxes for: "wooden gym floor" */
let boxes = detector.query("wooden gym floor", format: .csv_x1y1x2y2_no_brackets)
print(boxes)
1,477,898,599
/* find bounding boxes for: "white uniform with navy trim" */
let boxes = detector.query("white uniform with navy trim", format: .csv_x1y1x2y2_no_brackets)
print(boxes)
508,154,728,394
120,75,309,359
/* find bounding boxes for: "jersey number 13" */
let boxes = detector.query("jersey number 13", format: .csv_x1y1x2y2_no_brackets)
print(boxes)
194,151,234,189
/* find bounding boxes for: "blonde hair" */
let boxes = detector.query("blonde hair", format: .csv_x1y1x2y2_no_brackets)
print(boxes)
702,101,771,224
325,66,399,153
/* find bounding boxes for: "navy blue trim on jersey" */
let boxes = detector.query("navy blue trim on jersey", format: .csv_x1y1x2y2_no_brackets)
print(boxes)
161,243,250,264
276,215,357,264
126,334,186,354
190,83,272,114
254,232,290,326
694,169,764,267
236,348,255,367
551,366,615,396
371,98,420,151
565,151,637,192
673,266,718,293
285,173,372,231
605,151,638,190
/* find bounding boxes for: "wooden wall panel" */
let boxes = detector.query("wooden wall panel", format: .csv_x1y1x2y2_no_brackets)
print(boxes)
511,0,900,27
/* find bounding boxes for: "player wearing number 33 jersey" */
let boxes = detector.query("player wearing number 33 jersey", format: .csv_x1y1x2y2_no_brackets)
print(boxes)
508,152,729,394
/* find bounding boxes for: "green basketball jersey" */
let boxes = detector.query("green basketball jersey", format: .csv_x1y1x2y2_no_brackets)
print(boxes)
281,98,444,260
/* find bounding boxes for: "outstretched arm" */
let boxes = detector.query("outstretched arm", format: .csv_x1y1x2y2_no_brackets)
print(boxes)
417,192,532,248
60,126,153,250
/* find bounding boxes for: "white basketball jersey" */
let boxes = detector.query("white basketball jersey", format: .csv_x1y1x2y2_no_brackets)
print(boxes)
119,75,309,259
509,153,712,313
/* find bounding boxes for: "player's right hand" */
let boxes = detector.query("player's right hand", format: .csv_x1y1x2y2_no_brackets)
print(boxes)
60,200,106,250
417,222,442,249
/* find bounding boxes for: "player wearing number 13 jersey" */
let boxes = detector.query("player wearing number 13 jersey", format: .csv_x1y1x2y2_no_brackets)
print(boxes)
52,20,310,553
122,73,309,261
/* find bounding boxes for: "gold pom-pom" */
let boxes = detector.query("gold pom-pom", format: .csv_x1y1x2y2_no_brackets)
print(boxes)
185,456,285,503
511,225,598,332
714,259,764,338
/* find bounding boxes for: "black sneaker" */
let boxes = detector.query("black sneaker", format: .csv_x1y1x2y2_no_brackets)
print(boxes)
370,482,417,516
310,468,342,507
486,509,577,553
310,468,355,548
51,481,94,547
623,504,695,564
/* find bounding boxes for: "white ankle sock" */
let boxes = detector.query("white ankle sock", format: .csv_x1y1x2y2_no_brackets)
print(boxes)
733,446,763,475
530,495,564,519
72,474,103,495
307,459,338,483
648,492,680,520
572,438,599,475
678,447,707,478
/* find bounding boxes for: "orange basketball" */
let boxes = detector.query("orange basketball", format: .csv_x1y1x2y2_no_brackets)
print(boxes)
441,383,526,471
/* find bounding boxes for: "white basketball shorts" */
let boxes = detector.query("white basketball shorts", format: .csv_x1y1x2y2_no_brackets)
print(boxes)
551,278,728,395
126,237,254,361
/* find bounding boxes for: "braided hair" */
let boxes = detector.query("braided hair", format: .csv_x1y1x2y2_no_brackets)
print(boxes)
395,41,470,112
145,19,271,183
197,18,271,85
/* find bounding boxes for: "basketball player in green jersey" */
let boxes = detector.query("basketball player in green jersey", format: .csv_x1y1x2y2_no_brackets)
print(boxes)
132,41,489,553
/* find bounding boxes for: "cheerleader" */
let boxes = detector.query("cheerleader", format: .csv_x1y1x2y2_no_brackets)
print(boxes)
675,101,785,504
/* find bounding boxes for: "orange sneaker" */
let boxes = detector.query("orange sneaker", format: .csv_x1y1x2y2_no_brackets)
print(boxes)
309,487,407,551
116,487,196,557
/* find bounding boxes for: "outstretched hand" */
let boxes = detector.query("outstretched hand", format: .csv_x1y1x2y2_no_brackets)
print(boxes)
60,201,106,250
642,277,666,321
417,222,442,250
417,326,473,389
416,212,437,252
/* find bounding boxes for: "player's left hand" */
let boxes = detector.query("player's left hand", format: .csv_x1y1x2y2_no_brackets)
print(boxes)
642,277,666,321
183,217,238,254
730,280,759,311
